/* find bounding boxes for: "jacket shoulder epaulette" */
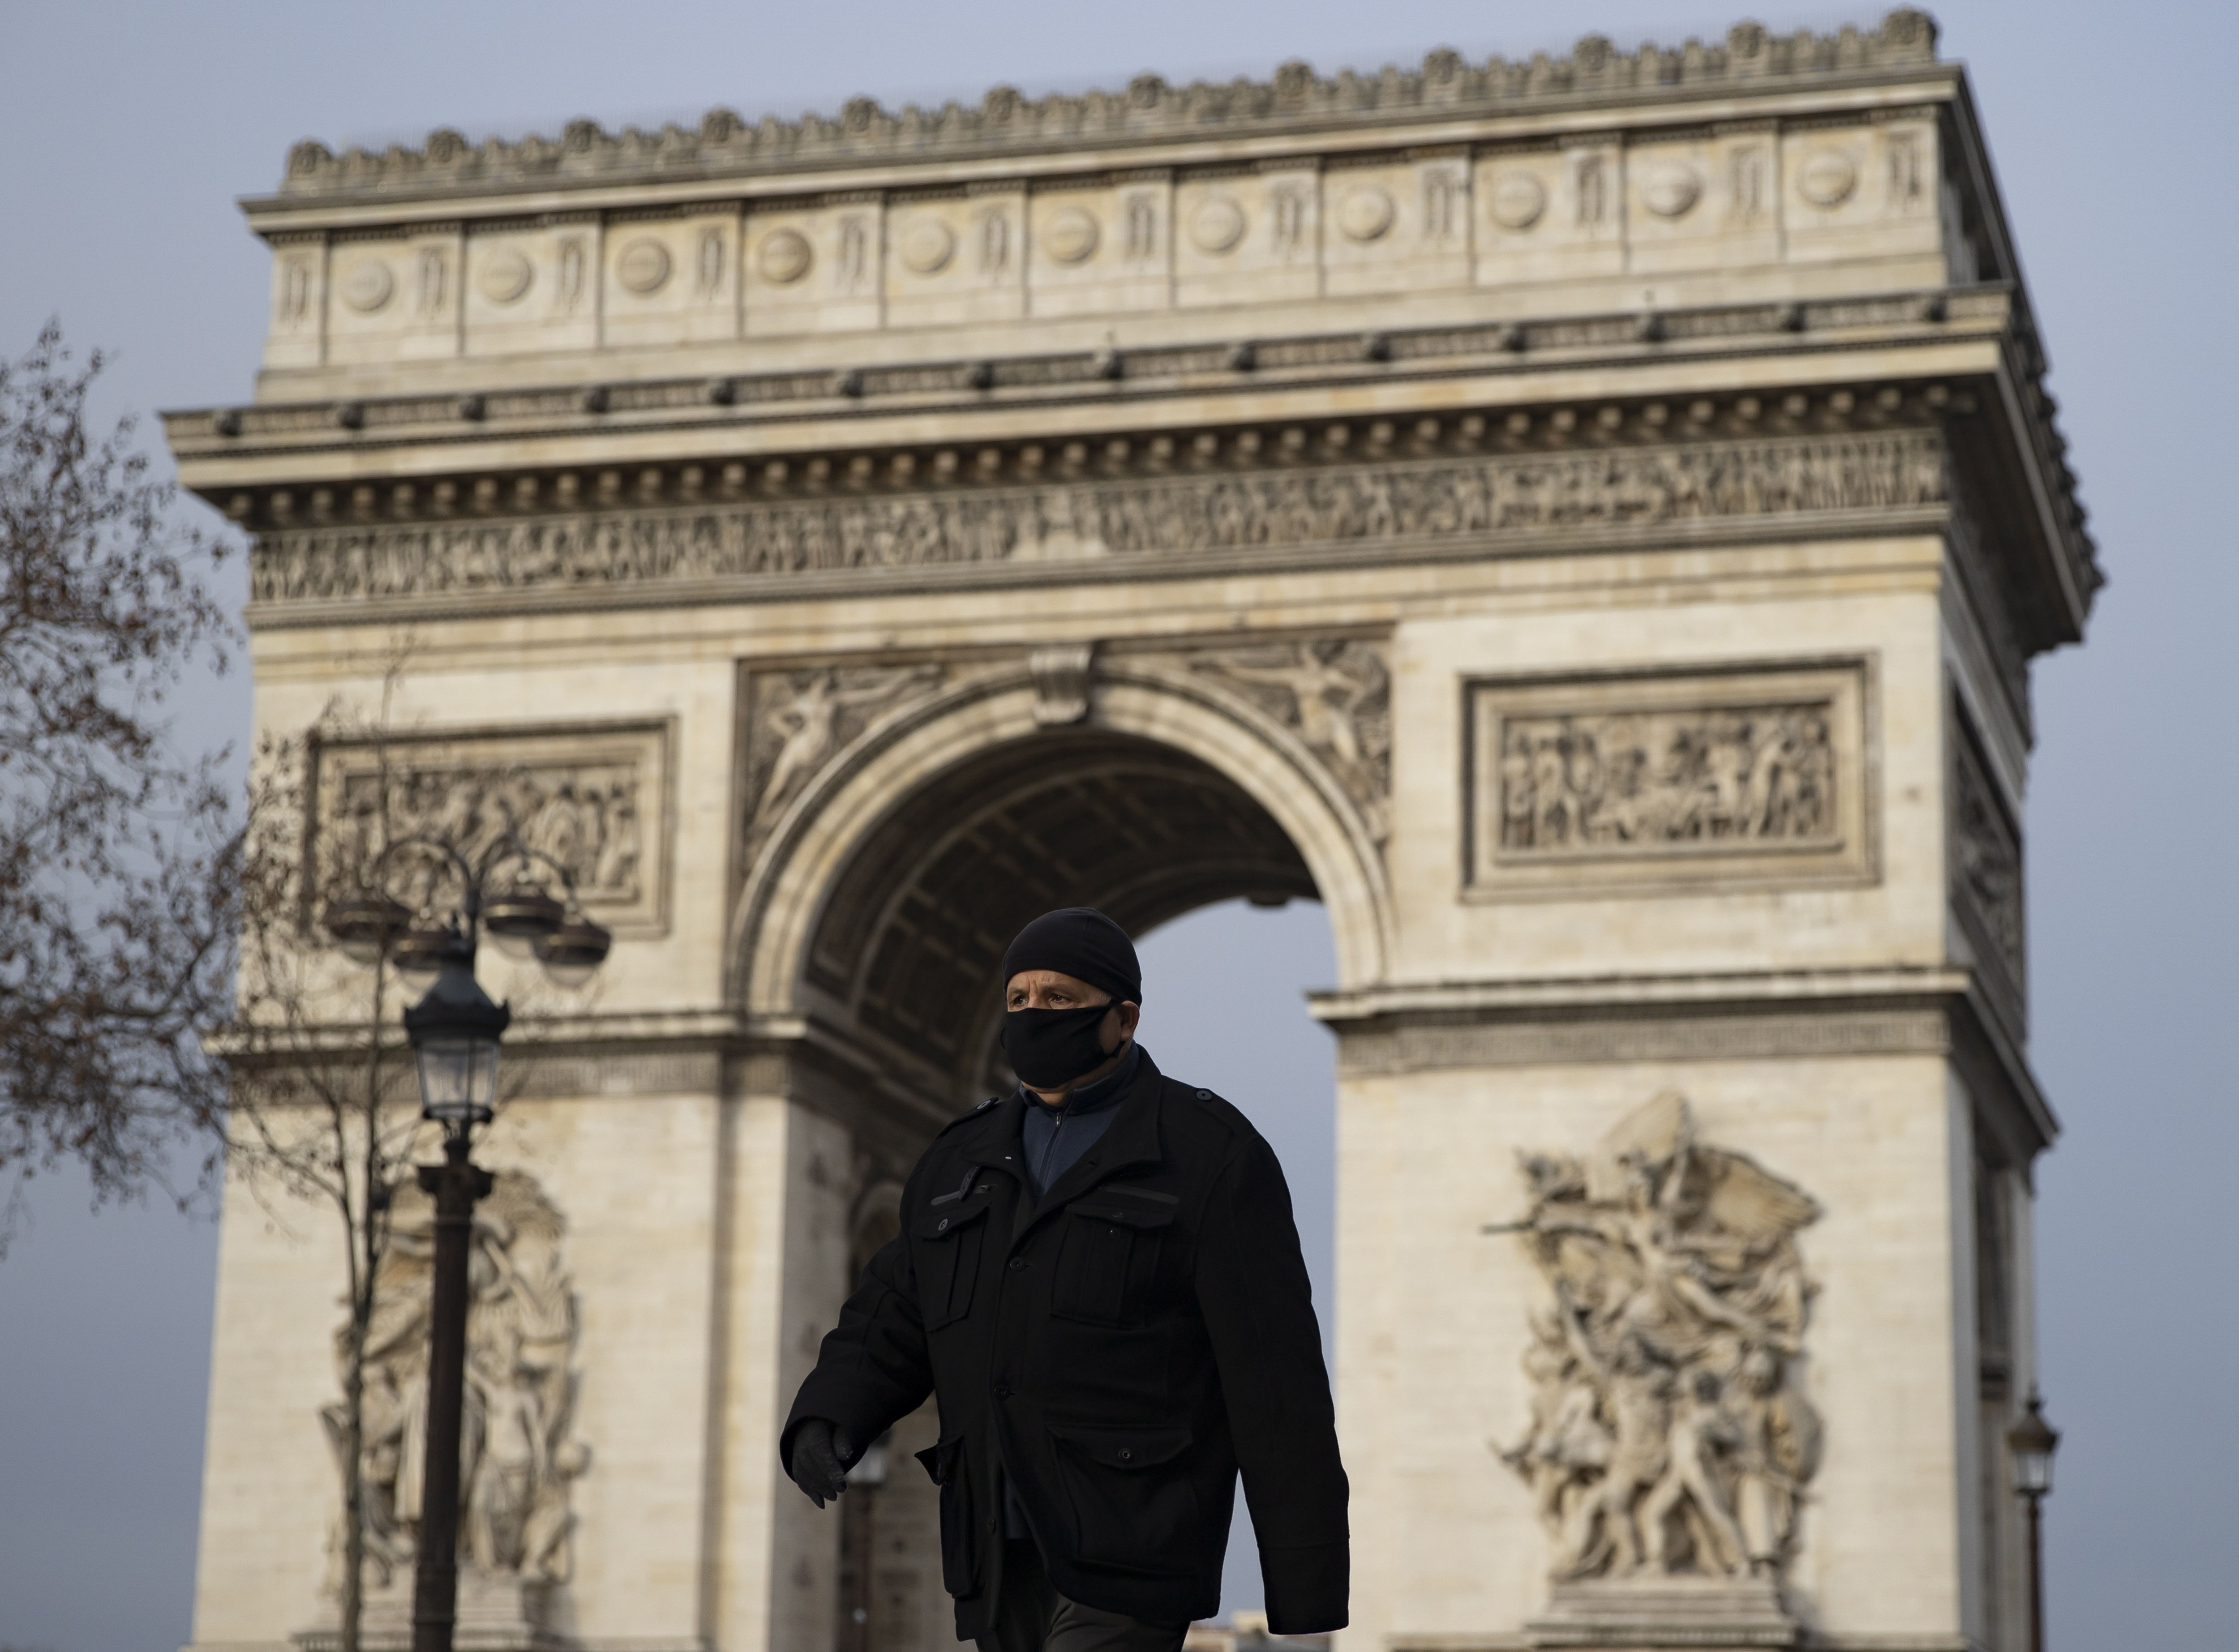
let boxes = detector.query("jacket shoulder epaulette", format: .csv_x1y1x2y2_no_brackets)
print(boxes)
932,1096,1004,1138
1162,1075,1257,1143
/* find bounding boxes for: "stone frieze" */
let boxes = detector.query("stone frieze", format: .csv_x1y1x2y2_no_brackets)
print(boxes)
250,430,1951,606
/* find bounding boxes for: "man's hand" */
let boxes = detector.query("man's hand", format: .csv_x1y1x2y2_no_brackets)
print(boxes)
787,1418,854,1508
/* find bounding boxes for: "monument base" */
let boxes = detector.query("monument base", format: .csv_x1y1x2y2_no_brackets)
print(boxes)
293,1568,559,1652
1524,1577,1801,1649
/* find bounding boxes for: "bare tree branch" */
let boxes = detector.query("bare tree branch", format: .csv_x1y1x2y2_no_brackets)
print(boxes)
0,320,239,1219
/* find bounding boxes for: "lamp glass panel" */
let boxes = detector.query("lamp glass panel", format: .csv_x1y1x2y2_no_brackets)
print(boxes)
2012,1446,2053,1498
416,1036,499,1123
337,933,386,967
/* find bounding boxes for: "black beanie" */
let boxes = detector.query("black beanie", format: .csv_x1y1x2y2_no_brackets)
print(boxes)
999,908,1142,1004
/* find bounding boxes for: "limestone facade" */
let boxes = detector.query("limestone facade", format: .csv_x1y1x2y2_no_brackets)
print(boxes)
166,13,2093,1652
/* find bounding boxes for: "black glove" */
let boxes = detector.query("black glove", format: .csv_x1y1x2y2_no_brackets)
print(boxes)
787,1418,854,1508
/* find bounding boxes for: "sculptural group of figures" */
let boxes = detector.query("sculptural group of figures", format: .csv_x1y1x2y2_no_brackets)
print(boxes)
1498,704,1836,855
331,761,643,909
1501,1093,1823,1583
321,1171,585,1595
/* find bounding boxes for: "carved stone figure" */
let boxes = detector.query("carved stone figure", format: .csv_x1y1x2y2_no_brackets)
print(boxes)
1950,715,2025,999
1498,1092,1822,1585
1189,640,1392,841
742,664,946,830
321,1171,584,1598
1029,644,1096,726
1497,702,1836,855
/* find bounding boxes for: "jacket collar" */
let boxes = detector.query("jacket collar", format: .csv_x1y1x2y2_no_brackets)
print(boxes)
950,1049,1167,1210
1024,1047,1167,1217
1017,1040,1141,1119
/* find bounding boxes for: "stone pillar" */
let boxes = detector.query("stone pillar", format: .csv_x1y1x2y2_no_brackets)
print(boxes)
1322,585,2048,1651
707,1090,857,1652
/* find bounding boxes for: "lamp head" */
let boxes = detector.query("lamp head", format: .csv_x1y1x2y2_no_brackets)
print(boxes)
402,952,510,1129
392,921,468,988
481,885,566,960
2007,1389,2059,1499
323,894,412,966
536,914,613,989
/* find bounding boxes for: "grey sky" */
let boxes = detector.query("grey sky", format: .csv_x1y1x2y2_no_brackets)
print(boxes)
1,2,2231,1648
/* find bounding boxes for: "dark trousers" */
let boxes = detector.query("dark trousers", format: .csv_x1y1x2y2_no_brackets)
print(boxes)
976,1540,1190,1652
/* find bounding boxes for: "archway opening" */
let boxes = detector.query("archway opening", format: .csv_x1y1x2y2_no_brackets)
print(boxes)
802,725,1338,1635
803,727,1319,1106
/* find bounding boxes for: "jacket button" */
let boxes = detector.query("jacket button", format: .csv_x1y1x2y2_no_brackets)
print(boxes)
1194,1088,1212,1100
936,1217,950,1232
1008,1257,1026,1271
1117,1448,1134,1462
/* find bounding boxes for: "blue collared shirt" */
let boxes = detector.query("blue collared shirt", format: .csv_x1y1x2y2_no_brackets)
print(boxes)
1017,1041,1141,1202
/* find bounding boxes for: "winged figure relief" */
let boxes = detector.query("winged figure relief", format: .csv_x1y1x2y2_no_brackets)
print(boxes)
1499,1092,1823,1584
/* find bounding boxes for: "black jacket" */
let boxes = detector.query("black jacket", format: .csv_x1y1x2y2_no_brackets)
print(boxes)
781,1050,1348,1639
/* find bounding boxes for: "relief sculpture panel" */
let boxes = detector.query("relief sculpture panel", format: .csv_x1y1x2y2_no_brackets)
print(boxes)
1467,661,1874,899
1498,703,1837,853
308,1171,584,1645
311,721,671,933
1178,639,1393,844
1949,702,2025,1023
1495,1092,1821,1640
735,663,949,868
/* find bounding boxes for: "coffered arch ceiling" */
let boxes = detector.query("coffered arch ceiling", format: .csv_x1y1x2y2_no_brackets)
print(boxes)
802,728,1315,1095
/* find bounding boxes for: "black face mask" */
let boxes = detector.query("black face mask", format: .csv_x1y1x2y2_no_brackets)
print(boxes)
1000,1002,1118,1089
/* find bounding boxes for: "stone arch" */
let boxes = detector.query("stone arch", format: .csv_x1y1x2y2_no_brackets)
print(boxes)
729,658,1391,1104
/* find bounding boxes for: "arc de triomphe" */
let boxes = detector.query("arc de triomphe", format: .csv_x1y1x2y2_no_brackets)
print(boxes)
167,13,2095,1652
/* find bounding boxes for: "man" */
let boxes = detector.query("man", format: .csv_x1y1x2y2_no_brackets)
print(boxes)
781,907,1348,1651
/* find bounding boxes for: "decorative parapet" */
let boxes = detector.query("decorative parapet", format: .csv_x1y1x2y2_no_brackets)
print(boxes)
272,13,1942,200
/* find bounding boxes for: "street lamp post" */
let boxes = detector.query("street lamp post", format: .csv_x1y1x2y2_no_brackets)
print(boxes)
325,835,610,1652
2007,1389,2060,1652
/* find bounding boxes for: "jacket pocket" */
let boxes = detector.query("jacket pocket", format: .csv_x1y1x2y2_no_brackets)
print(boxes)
1051,1199,1173,1327
911,1198,992,1329
1048,1422,1201,1576
914,1432,978,1596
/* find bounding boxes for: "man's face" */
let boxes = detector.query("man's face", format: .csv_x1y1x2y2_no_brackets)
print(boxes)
1004,969,1110,1012
1004,969,1141,1073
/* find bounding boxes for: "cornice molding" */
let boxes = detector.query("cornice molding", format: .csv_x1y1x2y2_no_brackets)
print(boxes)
171,288,1997,462
266,13,1943,204
1318,971,2055,1157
